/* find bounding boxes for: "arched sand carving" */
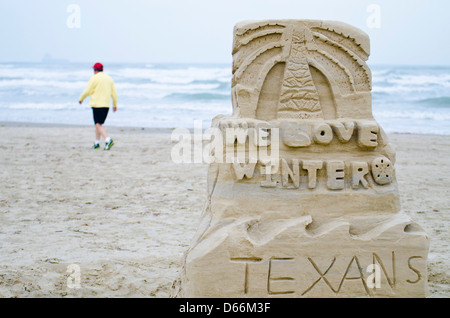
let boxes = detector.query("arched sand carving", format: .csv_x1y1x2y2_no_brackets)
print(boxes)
231,20,372,120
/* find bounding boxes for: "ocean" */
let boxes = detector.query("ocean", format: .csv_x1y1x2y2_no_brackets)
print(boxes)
0,62,449,135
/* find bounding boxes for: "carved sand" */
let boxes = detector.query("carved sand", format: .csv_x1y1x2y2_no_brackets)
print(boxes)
174,20,429,298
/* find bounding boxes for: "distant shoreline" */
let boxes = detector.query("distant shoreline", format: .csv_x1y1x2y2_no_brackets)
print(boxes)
0,121,447,137
0,121,175,134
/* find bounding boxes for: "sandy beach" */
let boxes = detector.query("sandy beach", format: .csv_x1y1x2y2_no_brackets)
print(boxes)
0,123,448,298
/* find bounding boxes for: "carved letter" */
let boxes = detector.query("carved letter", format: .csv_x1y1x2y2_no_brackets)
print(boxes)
225,125,248,146
267,258,295,295
281,123,311,147
231,257,262,294
254,123,272,146
326,161,345,190
281,159,300,188
302,160,323,189
260,160,277,188
407,256,423,284
337,256,370,295
372,252,396,289
313,123,333,145
302,257,337,295
351,161,369,189
233,162,257,180
330,120,355,143
357,121,379,149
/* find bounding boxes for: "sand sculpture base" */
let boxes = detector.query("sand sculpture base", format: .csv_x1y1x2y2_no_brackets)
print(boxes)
175,212,428,298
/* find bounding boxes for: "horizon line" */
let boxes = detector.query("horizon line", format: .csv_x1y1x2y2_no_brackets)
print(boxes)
0,60,449,68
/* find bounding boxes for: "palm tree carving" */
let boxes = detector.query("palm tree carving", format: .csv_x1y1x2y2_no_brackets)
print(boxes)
231,20,372,120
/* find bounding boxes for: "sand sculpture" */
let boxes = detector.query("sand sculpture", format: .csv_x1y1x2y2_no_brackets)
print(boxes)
173,20,429,297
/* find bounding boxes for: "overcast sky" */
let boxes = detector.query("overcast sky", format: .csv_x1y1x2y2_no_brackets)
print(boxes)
0,0,449,65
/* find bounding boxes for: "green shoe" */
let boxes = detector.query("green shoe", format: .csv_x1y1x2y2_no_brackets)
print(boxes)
104,139,115,150
92,143,100,149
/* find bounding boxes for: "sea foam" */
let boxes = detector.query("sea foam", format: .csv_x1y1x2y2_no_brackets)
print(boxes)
0,63,448,135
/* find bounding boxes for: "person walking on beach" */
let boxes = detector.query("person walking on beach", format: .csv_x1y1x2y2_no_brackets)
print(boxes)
79,62,117,150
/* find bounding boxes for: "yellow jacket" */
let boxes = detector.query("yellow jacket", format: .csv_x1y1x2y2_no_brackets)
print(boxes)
79,72,118,108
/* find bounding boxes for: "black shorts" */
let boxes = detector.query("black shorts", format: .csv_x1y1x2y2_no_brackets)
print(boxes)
92,107,109,124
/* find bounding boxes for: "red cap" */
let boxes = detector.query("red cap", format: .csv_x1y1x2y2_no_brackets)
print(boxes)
92,62,103,70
